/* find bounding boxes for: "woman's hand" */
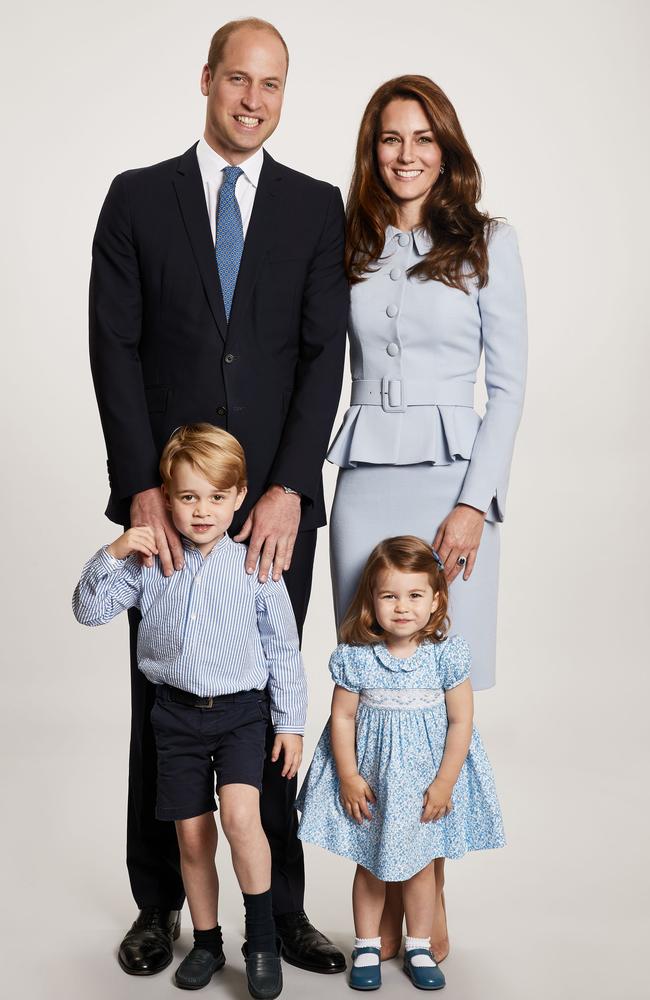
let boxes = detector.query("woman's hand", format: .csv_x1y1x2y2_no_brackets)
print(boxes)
433,504,486,584
339,774,377,824
421,779,453,823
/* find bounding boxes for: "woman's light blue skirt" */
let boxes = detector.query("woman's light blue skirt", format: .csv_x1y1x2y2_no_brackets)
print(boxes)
329,461,500,690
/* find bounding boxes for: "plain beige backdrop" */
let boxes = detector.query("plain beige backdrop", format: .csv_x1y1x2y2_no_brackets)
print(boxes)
1,1,649,997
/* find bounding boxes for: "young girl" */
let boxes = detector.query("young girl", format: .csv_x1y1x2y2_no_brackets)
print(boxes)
296,536,505,991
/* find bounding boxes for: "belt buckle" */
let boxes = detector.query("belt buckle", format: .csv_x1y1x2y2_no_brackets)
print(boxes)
381,376,406,413
203,696,213,709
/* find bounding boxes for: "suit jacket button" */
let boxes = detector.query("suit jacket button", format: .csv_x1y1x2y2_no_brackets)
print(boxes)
225,353,234,364
216,406,227,416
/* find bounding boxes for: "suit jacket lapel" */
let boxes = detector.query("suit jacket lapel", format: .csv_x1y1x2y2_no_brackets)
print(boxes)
228,150,283,331
172,143,228,342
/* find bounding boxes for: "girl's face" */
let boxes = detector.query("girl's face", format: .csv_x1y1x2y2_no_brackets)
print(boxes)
372,568,439,640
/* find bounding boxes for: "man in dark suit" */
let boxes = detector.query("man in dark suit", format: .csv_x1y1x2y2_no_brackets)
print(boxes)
89,17,348,977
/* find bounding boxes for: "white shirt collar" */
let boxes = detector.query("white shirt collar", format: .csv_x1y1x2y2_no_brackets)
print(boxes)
196,137,264,189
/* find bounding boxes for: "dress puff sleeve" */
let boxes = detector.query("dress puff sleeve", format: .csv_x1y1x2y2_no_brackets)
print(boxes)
328,644,362,693
439,635,472,690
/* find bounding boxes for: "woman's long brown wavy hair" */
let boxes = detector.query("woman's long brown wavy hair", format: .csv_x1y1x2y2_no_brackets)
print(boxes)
346,75,494,291
339,536,450,646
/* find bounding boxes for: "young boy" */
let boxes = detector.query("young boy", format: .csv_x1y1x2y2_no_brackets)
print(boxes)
74,424,307,998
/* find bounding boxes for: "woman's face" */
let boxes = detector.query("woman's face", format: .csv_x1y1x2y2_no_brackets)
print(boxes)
376,99,443,219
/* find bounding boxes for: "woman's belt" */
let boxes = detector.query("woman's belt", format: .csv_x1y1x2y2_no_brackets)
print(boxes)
350,377,475,413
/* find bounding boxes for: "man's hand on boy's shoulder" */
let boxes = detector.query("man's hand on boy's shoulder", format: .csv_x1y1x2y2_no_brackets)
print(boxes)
106,526,158,562
234,484,301,583
131,487,184,576
270,733,304,780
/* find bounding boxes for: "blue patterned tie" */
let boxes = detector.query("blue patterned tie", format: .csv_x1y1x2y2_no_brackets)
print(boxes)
215,165,244,320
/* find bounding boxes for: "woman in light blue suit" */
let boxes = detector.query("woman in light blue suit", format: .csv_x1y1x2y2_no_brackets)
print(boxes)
328,76,527,960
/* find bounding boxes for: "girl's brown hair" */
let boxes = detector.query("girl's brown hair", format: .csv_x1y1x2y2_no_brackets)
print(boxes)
339,536,450,646
346,75,495,292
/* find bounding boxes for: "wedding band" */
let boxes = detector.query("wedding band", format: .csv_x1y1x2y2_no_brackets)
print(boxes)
457,555,467,567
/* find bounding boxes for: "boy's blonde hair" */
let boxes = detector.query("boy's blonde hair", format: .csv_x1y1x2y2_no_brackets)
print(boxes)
159,424,247,492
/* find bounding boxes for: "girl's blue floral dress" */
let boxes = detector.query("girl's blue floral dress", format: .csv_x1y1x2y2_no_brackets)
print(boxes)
296,636,505,881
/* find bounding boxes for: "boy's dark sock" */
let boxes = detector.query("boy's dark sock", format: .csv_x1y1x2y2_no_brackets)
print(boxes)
242,890,276,954
193,924,223,958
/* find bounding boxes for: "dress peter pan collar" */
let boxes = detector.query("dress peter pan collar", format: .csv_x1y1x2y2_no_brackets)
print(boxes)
372,643,426,672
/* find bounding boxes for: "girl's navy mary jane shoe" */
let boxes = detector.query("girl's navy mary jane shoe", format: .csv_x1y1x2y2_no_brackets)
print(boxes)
403,948,446,990
349,947,381,990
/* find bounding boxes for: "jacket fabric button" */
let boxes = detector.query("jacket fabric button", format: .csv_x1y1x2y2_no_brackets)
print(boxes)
390,267,402,280
216,406,227,416
224,353,234,364
386,304,399,318
398,234,410,247
386,342,400,357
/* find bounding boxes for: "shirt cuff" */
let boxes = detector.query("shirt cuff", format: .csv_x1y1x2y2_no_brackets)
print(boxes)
98,545,128,569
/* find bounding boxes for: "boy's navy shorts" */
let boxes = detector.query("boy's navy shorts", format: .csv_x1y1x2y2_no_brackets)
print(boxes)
150,685,270,821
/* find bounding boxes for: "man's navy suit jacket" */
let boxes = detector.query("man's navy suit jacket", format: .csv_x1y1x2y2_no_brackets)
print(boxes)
89,142,349,532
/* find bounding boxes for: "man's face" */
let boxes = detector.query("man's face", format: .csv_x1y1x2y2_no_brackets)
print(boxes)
201,27,287,163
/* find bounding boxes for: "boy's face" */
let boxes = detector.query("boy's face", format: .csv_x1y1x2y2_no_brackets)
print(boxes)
164,459,247,556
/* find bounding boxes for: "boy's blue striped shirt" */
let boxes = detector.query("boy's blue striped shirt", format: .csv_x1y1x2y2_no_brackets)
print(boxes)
73,533,307,733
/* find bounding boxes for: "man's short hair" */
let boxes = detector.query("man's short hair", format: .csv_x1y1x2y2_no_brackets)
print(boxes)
159,424,247,492
207,17,289,76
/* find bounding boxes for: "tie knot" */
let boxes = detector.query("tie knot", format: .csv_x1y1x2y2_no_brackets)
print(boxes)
222,165,243,187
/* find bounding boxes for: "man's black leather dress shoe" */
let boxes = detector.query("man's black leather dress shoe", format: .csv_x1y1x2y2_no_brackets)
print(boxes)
117,907,181,976
241,939,283,999
275,911,346,974
174,946,226,989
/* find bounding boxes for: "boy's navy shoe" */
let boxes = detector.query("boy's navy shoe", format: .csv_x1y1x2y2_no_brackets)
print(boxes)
241,939,283,999
402,948,446,990
174,946,226,989
349,947,381,991
118,907,181,975
275,910,346,973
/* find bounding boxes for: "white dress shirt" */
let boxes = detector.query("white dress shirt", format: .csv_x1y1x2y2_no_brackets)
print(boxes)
195,136,264,241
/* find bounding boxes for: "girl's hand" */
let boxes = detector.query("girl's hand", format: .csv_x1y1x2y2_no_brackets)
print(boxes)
271,733,303,779
422,779,453,823
107,527,158,562
339,774,376,824
433,504,486,584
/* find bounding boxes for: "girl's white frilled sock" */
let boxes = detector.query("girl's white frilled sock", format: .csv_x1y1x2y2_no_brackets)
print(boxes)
353,937,381,967
405,936,437,967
